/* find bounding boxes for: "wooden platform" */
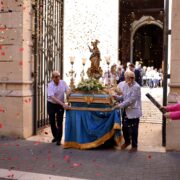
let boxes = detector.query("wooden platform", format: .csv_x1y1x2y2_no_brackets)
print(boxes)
67,93,114,106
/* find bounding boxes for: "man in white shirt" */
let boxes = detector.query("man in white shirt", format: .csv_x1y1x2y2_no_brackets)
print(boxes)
47,71,70,146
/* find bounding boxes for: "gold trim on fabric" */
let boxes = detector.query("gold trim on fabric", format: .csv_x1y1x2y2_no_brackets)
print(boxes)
113,123,121,130
69,107,113,112
63,127,122,150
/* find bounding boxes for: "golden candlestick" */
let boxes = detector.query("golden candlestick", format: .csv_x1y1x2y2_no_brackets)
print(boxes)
105,56,111,87
67,57,76,90
81,58,86,81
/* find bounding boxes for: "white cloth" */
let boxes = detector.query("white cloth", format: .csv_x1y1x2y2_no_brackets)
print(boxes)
47,80,69,104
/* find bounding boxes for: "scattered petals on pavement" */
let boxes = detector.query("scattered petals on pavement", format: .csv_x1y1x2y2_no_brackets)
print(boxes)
96,172,102,176
64,155,71,163
33,141,40,146
72,163,81,167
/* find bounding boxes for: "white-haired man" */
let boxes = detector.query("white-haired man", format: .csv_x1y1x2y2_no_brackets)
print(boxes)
114,71,142,152
47,71,70,146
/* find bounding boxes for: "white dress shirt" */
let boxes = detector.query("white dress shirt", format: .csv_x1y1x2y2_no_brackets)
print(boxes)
47,80,69,104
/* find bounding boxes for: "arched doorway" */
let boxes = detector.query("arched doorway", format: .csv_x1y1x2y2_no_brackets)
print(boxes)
130,21,165,150
133,24,163,69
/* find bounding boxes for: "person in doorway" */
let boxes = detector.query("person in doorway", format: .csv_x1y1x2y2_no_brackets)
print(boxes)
47,71,70,146
128,63,142,86
113,71,142,152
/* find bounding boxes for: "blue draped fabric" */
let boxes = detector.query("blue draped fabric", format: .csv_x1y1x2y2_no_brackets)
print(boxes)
64,109,121,149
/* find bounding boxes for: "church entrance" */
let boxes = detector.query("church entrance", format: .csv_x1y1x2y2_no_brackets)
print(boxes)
133,24,163,70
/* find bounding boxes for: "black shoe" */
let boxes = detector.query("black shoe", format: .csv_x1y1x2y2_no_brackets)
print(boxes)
51,138,57,143
128,147,137,153
56,142,61,146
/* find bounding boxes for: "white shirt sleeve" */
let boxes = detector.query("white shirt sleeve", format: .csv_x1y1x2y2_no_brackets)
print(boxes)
64,81,70,92
48,82,54,97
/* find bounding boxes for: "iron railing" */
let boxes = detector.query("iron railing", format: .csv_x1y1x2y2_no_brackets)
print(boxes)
32,0,64,134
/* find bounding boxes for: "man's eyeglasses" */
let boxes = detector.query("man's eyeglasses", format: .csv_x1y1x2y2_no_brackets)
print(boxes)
54,75,60,78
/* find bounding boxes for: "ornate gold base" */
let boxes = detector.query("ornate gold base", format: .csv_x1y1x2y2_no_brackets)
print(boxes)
87,67,103,80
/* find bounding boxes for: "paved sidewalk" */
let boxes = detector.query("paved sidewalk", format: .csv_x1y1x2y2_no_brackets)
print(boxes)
141,87,164,123
0,136,180,180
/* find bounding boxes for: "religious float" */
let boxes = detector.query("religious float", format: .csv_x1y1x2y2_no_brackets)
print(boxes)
64,40,122,149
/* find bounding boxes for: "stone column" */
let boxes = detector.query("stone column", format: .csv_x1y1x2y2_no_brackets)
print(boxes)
166,0,180,151
0,0,34,138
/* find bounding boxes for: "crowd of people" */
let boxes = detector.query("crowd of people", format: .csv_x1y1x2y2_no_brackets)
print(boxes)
141,66,163,88
102,61,163,88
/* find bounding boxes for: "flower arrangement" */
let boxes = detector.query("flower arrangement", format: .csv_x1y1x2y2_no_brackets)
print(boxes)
75,78,105,93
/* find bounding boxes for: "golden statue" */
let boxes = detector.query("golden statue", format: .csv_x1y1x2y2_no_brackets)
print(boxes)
87,39,103,79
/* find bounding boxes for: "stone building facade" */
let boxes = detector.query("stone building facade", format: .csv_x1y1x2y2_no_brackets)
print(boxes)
0,0,33,138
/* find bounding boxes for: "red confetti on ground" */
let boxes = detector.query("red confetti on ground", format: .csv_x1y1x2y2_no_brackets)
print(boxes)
94,163,102,167
72,163,81,167
48,154,51,161
96,172,102,176
64,155,70,163
34,141,40,145
148,155,152,159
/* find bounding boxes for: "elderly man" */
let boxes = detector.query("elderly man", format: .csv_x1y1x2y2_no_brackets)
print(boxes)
114,71,142,152
47,71,70,146
128,63,142,86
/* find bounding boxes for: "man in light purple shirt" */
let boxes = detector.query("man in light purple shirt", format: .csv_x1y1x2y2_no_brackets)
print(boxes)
47,71,70,146
114,71,142,152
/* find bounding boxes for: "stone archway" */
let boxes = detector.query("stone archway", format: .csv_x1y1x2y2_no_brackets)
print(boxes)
133,24,163,69
130,16,163,64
